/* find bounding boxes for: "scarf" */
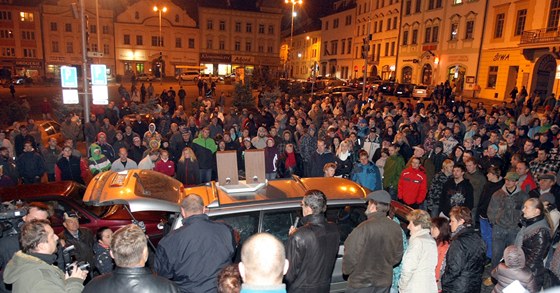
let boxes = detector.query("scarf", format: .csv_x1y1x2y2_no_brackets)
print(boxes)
285,152,296,168
338,151,350,161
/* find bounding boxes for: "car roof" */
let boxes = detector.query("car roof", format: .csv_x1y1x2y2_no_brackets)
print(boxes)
0,181,81,201
81,171,370,213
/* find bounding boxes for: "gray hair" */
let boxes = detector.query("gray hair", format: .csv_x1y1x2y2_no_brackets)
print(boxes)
303,190,327,215
504,245,526,269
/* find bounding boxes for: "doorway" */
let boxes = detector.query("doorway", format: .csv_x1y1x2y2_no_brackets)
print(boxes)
530,54,556,98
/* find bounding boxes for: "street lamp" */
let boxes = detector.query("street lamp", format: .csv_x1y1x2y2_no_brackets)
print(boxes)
286,0,302,79
153,5,167,84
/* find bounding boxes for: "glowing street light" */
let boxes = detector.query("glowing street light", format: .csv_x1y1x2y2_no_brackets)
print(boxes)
153,5,167,83
286,0,303,79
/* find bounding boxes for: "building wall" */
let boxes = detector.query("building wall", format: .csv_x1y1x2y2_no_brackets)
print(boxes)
320,2,356,80
397,0,486,98
0,3,43,79
114,0,198,78
478,0,559,101
290,30,321,80
198,6,282,77
42,0,114,80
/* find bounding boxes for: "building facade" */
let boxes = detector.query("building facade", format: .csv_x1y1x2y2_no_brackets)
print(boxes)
355,0,402,80
198,4,282,78
397,0,486,98
114,0,199,78
0,1,43,80
42,0,114,81
289,30,321,80
478,0,560,101
320,0,356,79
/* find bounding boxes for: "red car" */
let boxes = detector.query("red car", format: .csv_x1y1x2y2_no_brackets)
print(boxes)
0,181,168,245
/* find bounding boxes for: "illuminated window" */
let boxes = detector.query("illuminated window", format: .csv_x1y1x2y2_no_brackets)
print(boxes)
19,12,33,22
1,47,14,56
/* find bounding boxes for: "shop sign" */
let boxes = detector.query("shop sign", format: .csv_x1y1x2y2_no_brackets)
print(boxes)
50,56,66,62
492,53,510,61
232,55,254,64
15,60,42,67
448,55,469,62
200,53,231,63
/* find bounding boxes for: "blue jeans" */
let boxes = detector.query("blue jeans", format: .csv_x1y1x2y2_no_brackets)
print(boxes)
491,225,519,269
199,169,212,183
479,217,492,259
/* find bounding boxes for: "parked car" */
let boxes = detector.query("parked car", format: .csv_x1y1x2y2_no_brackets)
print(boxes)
378,81,396,95
315,76,347,87
0,181,170,245
82,170,413,292
116,113,155,131
136,73,154,82
6,120,64,147
12,76,32,85
412,85,429,99
176,71,201,82
313,86,362,99
394,83,415,98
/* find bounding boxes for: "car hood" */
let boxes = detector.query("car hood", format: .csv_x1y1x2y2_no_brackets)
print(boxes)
83,170,215,213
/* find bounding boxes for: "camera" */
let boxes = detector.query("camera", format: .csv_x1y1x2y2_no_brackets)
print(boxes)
62,245,90,274
0,202,27,238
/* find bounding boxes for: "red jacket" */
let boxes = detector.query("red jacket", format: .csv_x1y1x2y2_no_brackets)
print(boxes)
154,159,175,177
397,166,428,205
520,173,537,193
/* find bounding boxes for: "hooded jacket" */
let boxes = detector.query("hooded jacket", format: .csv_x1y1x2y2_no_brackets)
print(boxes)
192,133,217,170
3,251,84,293
88,143,111,175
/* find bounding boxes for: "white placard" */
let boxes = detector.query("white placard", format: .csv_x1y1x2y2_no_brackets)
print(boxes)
92,85,108,105
62,89,79,104
60,66,78,88
90,64,107,85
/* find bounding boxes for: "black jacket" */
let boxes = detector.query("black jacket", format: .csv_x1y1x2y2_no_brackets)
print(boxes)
58,228,95,269
56,156,84,184
285,214,340,293
441,226,486,293
175,159,200,186
83,267,178,293
276,152,303,178
154,214,235,293
439,178,474,216
309,151,336,177
515,215,551,288
16,151,45,181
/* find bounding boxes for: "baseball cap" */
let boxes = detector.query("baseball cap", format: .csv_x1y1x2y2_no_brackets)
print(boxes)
63,212,79,221
366,190,392,204
504,171,520,181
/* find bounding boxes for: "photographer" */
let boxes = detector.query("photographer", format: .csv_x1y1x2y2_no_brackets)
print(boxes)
0,202,50,292
3,219,87,292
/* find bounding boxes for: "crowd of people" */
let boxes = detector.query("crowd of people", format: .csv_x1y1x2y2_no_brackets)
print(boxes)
1,82,560,292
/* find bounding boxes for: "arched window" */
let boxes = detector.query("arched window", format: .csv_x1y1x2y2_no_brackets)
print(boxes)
422,64,432,85
402,66,412,83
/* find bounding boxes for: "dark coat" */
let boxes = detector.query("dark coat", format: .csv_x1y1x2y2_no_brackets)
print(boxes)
441,226,486,293
56,156,85,184
83,267,178,293
16,151,45,182
154,214,235,293
276,152,303,178
515,215,551,289
285,214,340,293
439,178,474,216
491,263,536,293
58,228,95,269
175,159,200,186
309,151,336,177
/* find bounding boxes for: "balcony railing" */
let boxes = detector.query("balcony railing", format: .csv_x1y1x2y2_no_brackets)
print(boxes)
520,28,560,45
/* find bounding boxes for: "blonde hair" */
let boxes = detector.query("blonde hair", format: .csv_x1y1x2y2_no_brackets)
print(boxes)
336,140,350,156
179,147,197,163
407,209,432,229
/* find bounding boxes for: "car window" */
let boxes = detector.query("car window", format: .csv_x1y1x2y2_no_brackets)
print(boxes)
212,212,260,244
41,200,91,227
261,209,301,243
325,204,367,244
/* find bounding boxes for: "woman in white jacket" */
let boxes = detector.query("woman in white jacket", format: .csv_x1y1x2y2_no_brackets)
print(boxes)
399,209,438,293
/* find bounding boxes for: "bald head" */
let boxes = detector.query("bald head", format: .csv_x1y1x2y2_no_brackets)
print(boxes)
180,194,205,218
239,233,288,286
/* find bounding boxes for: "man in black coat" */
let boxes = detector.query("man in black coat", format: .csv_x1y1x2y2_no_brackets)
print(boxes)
84,225,178,293
154,194,235,293
439,164,474,217
309,139,336,177
16,142,45,184
285,190,340,293
58,213,95,269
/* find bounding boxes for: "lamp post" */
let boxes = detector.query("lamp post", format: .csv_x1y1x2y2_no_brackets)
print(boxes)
153,5,167,84
286,0,302,79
